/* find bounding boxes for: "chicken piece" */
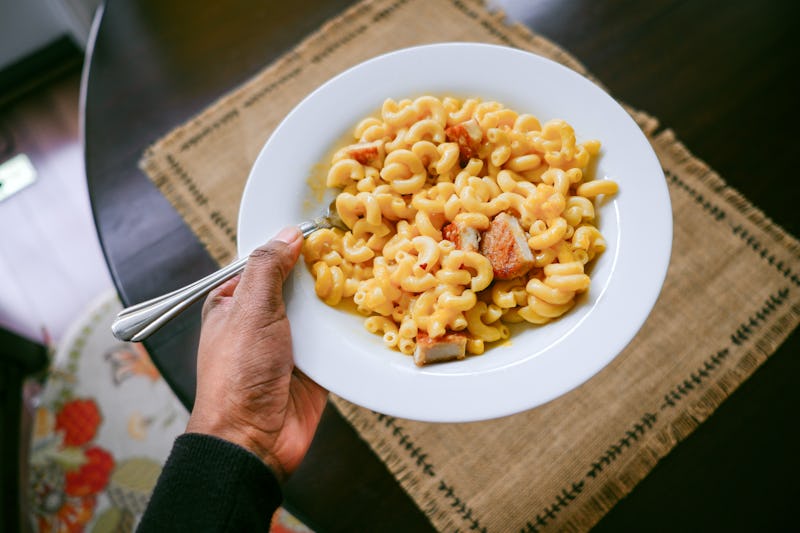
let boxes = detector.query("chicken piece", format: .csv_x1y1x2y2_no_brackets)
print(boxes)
479,213,535,280
445,118,483,164
336,141,385,168
442,220,481,252
414,331,468,366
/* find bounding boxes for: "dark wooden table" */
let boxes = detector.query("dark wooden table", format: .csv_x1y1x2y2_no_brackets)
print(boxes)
84,1,799,530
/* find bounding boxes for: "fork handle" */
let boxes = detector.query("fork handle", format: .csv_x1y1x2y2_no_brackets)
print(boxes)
111,217,334,343
111,256,248,342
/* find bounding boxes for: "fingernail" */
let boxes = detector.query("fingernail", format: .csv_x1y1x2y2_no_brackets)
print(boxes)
274,226,301,244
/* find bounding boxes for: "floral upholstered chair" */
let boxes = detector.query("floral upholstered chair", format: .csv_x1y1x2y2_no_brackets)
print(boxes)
26,291,311,533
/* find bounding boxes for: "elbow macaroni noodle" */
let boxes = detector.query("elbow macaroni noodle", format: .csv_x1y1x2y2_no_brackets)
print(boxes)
302,96,618,360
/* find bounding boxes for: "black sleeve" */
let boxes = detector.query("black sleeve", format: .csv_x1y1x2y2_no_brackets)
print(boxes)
137,433,283,532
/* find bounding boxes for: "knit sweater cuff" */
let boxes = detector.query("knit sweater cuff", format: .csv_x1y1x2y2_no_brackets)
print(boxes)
137,433,283,531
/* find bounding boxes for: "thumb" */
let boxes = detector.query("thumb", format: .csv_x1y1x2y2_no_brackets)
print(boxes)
235,226,303,316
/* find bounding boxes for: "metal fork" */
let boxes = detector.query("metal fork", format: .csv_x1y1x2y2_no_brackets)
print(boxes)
111,201,344,342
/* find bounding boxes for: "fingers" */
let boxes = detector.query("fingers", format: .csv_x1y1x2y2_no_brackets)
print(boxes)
295,369,329,413
236,227,303,316
201,274,241,322
216,273,242,298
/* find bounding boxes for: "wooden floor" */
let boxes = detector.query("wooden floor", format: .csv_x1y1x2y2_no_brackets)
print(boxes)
0,68,113,345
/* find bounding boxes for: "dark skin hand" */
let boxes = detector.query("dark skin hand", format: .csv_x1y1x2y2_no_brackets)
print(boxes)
186,227,328,481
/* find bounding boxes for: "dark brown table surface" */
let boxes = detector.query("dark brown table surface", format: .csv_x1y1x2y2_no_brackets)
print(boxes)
84,1,799,530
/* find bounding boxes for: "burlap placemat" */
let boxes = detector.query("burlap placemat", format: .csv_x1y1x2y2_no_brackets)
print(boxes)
139,0,800,531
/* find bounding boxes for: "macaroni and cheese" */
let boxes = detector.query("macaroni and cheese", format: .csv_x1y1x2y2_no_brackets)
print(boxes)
302,95,618,365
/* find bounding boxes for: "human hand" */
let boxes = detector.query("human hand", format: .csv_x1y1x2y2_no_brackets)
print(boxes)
186,227,328,481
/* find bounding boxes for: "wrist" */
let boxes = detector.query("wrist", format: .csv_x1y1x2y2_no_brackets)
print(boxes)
186,410,286,482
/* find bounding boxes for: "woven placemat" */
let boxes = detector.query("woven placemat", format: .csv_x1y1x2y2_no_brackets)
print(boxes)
139,1,800,531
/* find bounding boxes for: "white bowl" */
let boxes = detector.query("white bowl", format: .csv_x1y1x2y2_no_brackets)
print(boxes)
238,43,672,422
